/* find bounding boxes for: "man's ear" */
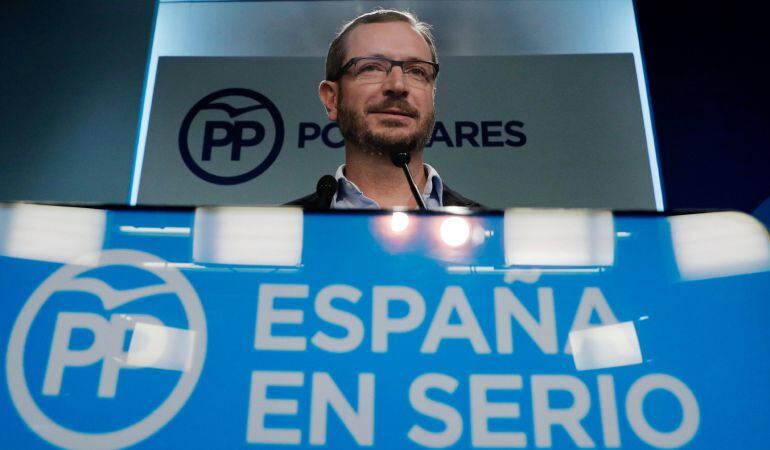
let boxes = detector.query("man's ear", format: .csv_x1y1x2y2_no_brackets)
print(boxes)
319,80,339,121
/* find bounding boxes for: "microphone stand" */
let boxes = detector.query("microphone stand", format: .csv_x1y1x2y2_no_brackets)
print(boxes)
390,152,428,211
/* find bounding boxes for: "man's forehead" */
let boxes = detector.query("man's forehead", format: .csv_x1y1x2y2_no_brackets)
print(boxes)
344,21,432,61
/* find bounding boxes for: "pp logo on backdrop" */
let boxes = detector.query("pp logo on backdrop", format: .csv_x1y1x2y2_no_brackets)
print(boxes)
6,250,207,449
179,88,285,185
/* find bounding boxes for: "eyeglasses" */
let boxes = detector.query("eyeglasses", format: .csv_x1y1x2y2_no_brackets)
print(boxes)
333,56,439,88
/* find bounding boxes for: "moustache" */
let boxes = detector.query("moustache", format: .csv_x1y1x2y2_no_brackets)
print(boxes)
366,100,419,118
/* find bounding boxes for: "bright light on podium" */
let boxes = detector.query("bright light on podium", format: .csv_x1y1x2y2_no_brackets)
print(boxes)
0,204,105,264
669,212,770,280
390,212,410,233
440,217,471,247
503,209,614,267
193,207,303,266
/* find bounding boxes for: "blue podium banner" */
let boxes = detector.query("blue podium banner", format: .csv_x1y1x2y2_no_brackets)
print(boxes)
1,204,769,449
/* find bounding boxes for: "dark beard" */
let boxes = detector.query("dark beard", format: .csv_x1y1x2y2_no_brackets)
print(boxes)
336,92,435,155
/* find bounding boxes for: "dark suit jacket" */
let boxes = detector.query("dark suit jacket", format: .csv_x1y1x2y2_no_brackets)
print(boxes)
286,184,484,209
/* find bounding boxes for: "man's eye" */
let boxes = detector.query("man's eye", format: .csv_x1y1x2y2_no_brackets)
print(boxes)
358,63,387,73
406,65,430,79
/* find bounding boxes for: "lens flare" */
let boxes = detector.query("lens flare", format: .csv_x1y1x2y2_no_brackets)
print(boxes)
390,212,410,233
440,217,471,247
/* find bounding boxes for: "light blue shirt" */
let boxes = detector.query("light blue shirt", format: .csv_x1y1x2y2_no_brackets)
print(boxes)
331,164,444,210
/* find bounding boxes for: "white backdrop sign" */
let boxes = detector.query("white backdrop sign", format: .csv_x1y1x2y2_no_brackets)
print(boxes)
139,54,654,209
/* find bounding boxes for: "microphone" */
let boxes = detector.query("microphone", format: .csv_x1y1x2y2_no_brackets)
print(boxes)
390,152,427,211
314,175,337,209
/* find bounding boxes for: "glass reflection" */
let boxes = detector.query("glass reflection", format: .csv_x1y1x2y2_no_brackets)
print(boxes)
669,212,770,280
503,209,615,267
126,322,197,372
119,225,191,236
569,321,643,371
193,206,303,266
0,203,105,264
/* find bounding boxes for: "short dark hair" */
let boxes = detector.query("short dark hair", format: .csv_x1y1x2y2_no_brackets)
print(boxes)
325,9,438,81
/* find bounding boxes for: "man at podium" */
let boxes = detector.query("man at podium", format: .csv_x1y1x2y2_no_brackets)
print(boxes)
289,9,481,210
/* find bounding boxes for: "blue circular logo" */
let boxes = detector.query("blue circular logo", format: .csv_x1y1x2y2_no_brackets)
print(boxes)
178,88,285,185
6,250,207,449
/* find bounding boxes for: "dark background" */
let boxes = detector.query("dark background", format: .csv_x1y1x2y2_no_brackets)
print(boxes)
635,0,769,215
0,0,155,204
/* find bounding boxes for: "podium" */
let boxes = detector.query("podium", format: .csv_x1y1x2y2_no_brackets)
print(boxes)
1,204,768,449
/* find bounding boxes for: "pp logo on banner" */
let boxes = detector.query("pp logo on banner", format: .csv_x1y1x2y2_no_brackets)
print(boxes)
179,87,285,185
6,250,207,449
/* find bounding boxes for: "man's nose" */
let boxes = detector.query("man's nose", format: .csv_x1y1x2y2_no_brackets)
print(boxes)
382,66,408,95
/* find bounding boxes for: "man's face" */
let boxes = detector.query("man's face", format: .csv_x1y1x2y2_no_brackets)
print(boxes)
333,21,436,154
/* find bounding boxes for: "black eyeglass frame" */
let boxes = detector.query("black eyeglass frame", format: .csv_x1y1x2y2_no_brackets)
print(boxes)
331,56,440,82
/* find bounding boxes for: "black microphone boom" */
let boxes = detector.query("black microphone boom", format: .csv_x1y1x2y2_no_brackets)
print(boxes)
390,152,428,211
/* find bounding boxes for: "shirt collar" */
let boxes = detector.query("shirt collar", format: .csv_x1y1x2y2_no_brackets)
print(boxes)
423,163,444,206
332,163,444,209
